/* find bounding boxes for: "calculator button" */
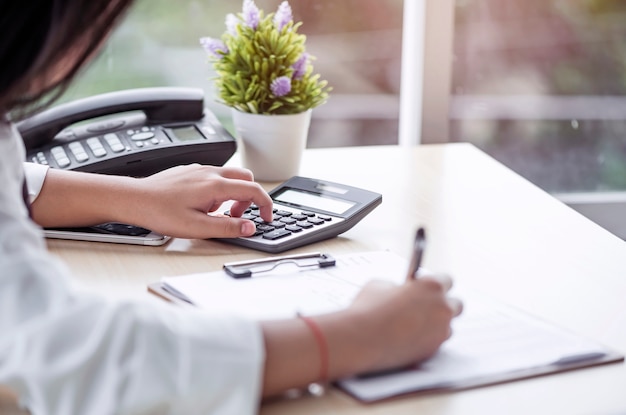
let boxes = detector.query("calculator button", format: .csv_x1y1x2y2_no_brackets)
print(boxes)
285,225,303,232
279,217,297,225
318,215,332,221
268,221,286,229
308,217,325,225
291,214,308,221
301,211,315,217
254,217,266,224
257,224,275,233
275,210,292,217
262,229,291,240
296,221,313,229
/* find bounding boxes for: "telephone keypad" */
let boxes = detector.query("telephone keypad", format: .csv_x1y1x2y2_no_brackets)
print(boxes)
28,122,212,172
104,133,125,153
68,142,89,162
130,131,155,141
35,152,48,165
86,138,107,158
51,146,71,167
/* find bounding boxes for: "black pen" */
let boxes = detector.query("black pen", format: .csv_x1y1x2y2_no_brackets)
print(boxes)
406,227,426,281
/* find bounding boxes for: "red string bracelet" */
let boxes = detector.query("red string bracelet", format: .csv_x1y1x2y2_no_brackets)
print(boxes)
298,314,329,383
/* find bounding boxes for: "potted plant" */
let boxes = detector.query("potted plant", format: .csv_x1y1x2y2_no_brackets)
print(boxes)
200,0,331,181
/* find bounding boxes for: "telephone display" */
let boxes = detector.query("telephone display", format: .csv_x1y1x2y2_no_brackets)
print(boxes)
19,87,237,177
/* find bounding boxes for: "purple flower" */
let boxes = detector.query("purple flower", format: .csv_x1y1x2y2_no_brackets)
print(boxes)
225,13,239,36
199,37,229,58
292,53,308,80
274,1,293,31
242,0,260,30
271,76,292,97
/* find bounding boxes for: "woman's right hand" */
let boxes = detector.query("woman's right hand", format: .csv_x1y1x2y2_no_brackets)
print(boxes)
260,273,462,397
342,275,463,375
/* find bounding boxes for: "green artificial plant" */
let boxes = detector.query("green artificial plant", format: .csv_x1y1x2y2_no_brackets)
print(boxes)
200,0,331,115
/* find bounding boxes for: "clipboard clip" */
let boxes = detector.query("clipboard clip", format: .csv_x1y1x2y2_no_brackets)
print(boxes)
223,252,336,279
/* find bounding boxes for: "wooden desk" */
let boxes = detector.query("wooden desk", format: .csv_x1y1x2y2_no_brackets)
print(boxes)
45,143,626,414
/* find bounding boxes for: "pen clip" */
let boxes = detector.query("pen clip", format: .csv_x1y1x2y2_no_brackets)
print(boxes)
223,252,336,279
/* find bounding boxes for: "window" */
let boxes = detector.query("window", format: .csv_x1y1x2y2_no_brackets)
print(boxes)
61,0,404,148
420,0,626,239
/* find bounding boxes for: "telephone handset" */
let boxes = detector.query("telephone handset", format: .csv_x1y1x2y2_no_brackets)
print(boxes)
19,87,236,177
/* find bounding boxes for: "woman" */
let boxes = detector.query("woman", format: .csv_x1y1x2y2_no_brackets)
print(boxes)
0,1,462,414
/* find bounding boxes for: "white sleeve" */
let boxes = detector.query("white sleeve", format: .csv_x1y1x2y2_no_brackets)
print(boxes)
23,162,49,203
1,124,265,415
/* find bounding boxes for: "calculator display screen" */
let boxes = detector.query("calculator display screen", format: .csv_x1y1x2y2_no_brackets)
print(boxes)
274,189,355,214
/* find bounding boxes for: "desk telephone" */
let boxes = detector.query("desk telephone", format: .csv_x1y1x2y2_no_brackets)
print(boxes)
19,87,236,177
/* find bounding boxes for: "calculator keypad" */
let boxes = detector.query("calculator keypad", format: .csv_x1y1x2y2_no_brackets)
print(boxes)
224,203,343,246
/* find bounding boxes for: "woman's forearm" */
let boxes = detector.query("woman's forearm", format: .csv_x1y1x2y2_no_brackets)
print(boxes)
260,311,373,397
28,164,274,239
30,168,139,227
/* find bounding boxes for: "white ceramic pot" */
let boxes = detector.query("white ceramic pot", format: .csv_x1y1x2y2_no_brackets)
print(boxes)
231,108,312,182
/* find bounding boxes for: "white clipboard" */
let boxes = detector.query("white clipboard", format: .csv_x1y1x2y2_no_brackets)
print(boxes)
147,250,624,402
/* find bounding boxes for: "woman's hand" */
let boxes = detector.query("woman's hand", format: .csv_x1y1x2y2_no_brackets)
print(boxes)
32,164,273,239
342,274,463,374
127,164,273,239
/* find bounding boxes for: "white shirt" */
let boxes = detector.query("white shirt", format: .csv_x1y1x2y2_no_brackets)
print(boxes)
23,162,48,204
0,122,265,415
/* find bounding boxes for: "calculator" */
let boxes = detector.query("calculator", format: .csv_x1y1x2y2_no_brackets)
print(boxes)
218,176,382,253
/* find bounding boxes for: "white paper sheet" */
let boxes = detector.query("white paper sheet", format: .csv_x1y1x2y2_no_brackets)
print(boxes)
338,289,615,402
160,250,622,401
